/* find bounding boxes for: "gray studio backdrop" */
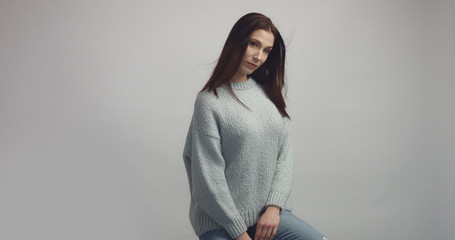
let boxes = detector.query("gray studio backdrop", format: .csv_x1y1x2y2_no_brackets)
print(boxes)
1,0,454,239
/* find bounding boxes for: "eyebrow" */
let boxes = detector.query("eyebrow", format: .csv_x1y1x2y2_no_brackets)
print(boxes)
250,38,273,49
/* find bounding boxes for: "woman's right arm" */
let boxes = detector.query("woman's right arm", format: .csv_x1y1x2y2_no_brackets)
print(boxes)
183,95,247,239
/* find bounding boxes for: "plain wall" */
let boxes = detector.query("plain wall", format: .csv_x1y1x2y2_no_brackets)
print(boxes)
1,0,453,239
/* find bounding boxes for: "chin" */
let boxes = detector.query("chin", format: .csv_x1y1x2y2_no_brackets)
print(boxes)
245,68,255,74
241,68,254,75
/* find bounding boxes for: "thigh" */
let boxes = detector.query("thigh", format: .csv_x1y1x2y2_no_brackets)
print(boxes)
199,229,233,240
274,210,327,240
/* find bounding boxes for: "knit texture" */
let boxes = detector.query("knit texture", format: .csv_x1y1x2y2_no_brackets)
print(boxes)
183,77,294,239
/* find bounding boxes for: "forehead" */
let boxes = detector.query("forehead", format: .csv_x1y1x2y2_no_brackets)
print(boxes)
250,29,274,47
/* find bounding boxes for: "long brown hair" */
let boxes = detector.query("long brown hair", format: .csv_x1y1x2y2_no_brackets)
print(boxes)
200,12,289,119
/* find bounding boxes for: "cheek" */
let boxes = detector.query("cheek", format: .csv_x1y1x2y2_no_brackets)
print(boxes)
244,46,255,57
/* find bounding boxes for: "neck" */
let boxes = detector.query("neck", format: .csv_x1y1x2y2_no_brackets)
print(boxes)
231,71,248,82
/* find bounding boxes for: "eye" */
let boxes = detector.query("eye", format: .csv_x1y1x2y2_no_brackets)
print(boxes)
249,41,258,47
264,49,272,54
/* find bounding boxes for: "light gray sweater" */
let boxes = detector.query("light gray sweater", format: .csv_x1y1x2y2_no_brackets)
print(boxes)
183,77,294,239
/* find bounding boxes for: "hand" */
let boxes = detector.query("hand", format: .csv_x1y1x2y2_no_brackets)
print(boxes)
254,205,280,240
236,232,252,240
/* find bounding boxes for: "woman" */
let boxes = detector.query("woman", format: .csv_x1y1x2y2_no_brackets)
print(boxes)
183,13,327,240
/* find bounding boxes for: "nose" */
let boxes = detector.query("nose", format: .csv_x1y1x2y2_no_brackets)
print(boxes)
253,49,263,63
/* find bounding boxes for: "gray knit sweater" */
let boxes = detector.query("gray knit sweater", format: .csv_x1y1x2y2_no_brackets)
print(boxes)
183,77,294,239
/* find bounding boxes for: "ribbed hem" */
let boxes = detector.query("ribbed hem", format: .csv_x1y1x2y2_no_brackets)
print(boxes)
230,77,256,90
194,207,263,238
266,192,288,208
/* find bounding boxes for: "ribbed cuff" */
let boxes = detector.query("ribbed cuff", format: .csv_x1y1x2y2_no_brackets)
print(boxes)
266,192,288,208
223,215,248,239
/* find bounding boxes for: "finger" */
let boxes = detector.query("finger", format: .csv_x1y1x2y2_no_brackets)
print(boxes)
265,227,273,240
255,226,265,240
261,227,270,240
272,226,278,236
254,226,261,240
268,227,278,240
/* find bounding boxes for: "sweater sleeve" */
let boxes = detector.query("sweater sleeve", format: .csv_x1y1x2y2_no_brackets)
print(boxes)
266,117,295,208
186,95,247,238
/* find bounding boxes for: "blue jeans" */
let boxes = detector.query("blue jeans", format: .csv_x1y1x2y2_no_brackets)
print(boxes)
199,210,327,240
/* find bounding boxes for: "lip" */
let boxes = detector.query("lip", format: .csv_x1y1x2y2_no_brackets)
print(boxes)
247,62,258,69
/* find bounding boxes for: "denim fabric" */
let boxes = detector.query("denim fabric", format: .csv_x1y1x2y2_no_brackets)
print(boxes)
199,210,326,240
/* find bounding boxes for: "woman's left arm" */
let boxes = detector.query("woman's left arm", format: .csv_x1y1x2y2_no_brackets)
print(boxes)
255,118,294,240
266,117,294,208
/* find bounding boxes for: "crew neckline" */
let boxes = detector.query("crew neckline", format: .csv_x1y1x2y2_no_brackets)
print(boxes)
230,77,256,90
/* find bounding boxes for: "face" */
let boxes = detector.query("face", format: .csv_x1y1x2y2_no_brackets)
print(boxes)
236,29,275,79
